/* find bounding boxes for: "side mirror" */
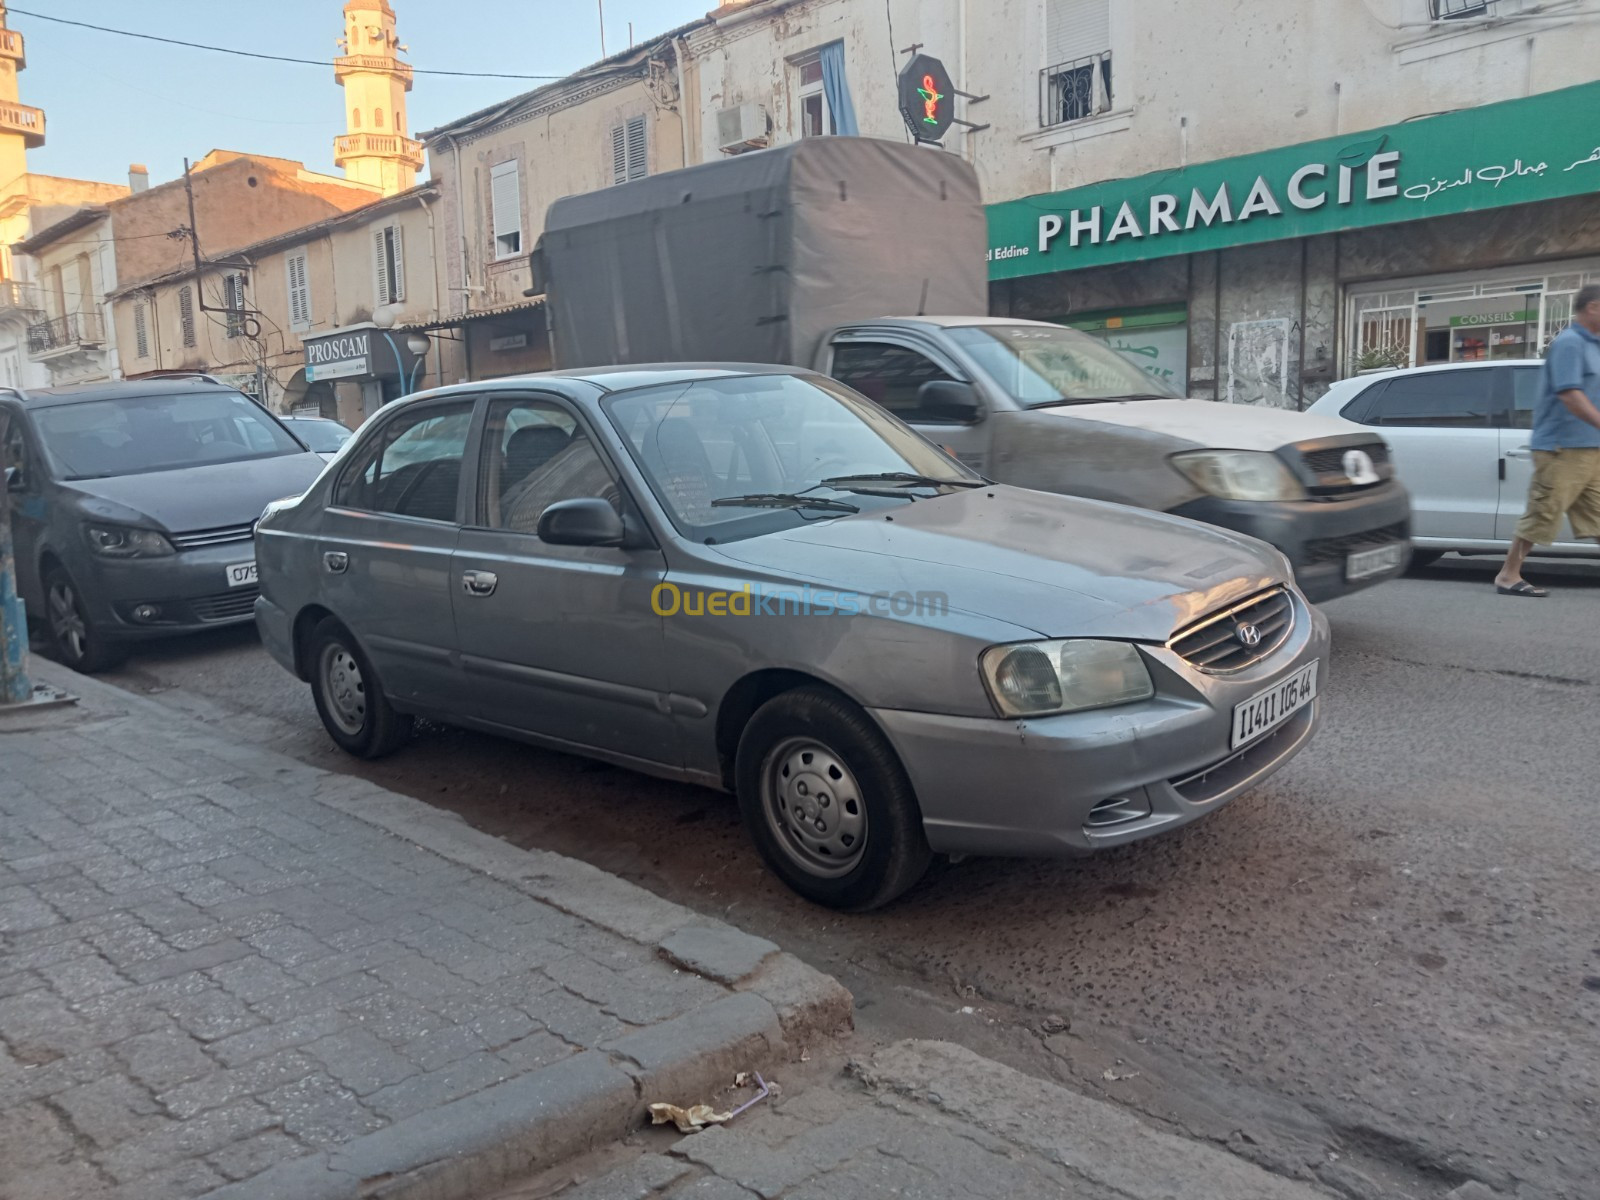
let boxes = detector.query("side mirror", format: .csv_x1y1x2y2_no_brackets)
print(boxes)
917,380,982,424
4,465,21,492
537,497,626,547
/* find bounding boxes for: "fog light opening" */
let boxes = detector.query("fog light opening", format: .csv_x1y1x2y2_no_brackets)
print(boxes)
1086,793,1153,829
132,604,163,623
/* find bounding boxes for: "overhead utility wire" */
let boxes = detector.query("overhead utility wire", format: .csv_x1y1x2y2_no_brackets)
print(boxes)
8,8,567,80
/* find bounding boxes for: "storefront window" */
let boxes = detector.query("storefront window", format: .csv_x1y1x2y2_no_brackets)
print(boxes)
1345,262,1600,373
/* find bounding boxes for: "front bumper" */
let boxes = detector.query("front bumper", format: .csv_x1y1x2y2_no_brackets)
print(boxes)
78,541,261,640
1169,481,1412,603
871,595,1329,858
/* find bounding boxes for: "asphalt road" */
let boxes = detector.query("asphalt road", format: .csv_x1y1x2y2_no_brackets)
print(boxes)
73,554,1600,1200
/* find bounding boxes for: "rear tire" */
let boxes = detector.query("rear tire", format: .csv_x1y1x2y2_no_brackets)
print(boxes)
735,686,932,911
42,565,126,674
307,616,412,759
1408,550,1443,571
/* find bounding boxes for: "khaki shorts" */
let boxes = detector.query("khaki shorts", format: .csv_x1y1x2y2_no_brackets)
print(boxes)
1515,447,1600,545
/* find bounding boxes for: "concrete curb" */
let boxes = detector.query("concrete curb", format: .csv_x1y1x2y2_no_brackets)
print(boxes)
29,661,853,1200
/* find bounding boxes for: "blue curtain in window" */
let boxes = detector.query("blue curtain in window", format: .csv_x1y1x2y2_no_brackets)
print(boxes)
819,42,860,137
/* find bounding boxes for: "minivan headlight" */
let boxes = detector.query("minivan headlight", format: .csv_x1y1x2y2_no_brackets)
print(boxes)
1170,450,1304,502
980,639,1154,718
84,524,176,558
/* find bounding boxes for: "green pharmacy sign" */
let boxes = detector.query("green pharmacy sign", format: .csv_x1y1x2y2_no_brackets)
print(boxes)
987,81,1600,280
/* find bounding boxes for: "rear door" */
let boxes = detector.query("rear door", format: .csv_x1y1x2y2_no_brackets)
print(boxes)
824,334,992,473
1358,368,1498,541
1497,363,1589,548
320,398,476,708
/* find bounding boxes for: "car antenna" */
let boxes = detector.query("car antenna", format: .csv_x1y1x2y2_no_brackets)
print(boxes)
916,278,930,317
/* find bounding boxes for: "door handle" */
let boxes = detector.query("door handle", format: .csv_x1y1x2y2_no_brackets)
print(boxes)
1504,446,1532,459
323,551,348,574
461,569,498,597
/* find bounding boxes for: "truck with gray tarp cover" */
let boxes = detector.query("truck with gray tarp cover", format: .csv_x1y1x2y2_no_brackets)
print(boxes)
533,137,1413,602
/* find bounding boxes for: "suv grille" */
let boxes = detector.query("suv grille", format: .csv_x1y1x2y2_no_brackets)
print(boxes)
170,523,256,550
192,587,260,622
1301,441,1391,496
1304,521,1408,566
1168,588,1294,674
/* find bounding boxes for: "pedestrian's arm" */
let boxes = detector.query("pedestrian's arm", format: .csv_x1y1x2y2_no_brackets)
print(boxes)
1558,388,1600,432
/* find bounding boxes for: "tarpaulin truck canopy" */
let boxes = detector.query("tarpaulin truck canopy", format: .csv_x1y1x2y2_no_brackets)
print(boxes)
536,137,988,370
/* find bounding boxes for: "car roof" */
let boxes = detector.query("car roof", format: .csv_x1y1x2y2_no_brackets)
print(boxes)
2,377,245,410
398,364,816,404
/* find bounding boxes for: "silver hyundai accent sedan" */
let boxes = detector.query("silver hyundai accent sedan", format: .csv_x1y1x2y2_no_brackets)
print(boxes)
255,366,1329,910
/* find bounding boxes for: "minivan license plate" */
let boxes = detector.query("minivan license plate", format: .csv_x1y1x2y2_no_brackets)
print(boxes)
1230,662,1317,749
226,561,258,589
1347,543,1404,581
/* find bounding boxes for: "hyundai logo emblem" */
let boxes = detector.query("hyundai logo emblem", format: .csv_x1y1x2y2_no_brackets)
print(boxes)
1342,449,1380,486
1235,623,1263,648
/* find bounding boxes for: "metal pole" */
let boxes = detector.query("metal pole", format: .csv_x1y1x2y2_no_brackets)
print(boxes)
597,0,607,57
0,409,33,705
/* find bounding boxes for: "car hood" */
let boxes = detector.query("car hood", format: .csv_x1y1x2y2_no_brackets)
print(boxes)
1040,397,1364,452
708,485,1281,641
63,453,327,534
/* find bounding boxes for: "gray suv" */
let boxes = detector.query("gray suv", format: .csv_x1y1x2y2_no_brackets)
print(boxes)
254,366,1328,910
2,378,327,672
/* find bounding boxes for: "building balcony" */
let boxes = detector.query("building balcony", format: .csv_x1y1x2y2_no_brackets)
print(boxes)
0,28,25,66
0,100,45,149
26,311,103,360
0,279,42,316
334,54,414,89
333,132,424,171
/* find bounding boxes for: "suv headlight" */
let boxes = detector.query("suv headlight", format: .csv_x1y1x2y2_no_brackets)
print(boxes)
1171,450,1304,502
84,524,176,558
980,639,1154,718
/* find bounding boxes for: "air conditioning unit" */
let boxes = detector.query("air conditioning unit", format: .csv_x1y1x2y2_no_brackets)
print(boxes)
717,102,770,154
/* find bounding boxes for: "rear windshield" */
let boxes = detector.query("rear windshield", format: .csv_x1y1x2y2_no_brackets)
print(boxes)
33,392,304,480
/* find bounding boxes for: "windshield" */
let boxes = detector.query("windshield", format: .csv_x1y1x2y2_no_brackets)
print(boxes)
286,419,353,453
946,323,1180,407
34,392,305,480
603,373,980,543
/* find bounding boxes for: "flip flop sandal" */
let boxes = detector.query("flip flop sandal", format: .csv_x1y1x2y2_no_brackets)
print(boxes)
1496,581,1549,597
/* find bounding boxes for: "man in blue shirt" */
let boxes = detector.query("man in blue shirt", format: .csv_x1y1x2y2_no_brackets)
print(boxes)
1495,285,1600,596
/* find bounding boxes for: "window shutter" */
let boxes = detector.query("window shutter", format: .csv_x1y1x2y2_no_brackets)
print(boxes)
611,125,628,185
373,227,390,305
287,252,311,326
490,161,522,258
1046,0,1110,64
388,225,405,303
134,302,149,358
179,286,196,347
626,116,648,181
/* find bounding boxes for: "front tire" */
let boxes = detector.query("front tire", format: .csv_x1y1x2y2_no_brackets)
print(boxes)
735,686,932,911
42,565,126,673
307,616,412,759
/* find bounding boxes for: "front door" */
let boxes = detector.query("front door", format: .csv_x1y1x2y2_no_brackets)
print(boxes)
826,337,992,473
1498,363,1588,547
319,398,475,708
452,394,676,766
1361,367,1500,541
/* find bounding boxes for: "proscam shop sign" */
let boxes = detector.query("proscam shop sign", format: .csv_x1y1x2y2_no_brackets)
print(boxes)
987,80,1600,280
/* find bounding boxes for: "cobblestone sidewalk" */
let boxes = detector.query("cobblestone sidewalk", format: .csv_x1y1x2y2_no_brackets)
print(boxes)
0,662,847,1200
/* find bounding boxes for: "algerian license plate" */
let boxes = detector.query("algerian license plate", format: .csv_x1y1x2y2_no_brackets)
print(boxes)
1231,662,1317,750
1347,543,1405,581
226,561,258,588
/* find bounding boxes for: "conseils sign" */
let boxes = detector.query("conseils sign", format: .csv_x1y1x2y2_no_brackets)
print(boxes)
987,80,1600,280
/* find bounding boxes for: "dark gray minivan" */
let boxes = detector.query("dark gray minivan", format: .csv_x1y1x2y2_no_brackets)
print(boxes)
1,378,326,671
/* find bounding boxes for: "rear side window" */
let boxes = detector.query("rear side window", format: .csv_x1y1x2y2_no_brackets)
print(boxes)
1508,366,1542,430
1360,370,1493,429
335,402,474,522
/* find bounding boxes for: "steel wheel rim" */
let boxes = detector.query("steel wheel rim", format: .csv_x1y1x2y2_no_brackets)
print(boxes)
47,580,88,662
319,643,367,736
760,737,868,879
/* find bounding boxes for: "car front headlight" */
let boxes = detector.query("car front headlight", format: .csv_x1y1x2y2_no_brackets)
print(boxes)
980,639,1154,718
1170,450,1305,502
84,524,176,558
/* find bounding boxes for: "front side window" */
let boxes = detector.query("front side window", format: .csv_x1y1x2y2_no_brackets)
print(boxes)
335,402,473,522
1364,370,1493,428
947,323,1176,406
830,343,957,423
32,391,304,481
3,412,30,489
478,399,620,534
604,373,978,543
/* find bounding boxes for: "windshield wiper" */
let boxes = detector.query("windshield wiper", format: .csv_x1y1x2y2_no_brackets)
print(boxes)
1031,393,1170,409
818,472,985,490
711,492,861,514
